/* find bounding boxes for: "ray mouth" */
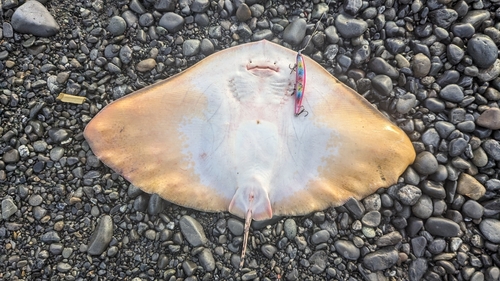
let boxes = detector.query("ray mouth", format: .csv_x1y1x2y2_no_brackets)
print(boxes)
246,61,279,74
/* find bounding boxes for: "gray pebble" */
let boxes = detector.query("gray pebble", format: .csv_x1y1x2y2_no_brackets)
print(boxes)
155,0,176,11
139,13,154,27
198,248,215,271
261,244,277,258
409,258,428,281
2,197,18,219
200,38,214,55
479,219,500,243
41,230,61,243
376,232,402,247
412,195,433,219
311,229,330,244
227,218,244,236
363,247,399,271
284,218,297,239
411,236,427,257
252,29,274,41
159,12,185,33
477,108,500,130
121,10,138,26
424,98,445,113
335,13,368,39
48,128,71,143
283,18,306,46
413,151,439,175
191,0,209,13
478,59,500,82
344,198,365,219
452,23,475,38
33,206,47,220
183,39,201,56
440,84,464,103
447,44,465,65
179,215,207,247
182,260,197,276
369,57,399,78
334,240,360,260
11,1,60,37
420,180,446,199
462,200,484,219
371,75,393,96
50,147,65,161
449,138,468,157
361,211,381,227
429,8,458,28
242,270,258,280
236,3,251,22
309,250,327,273
28,194,43,206
148,194,164,215
397,185,422,206
425,217,460,237
3,22,14,38
412,53,431,77
467,34,498,68
421,128,440,149
3,148,20,163
396,93,417,114
87,215,113,255
56,262,71,273
107,16,127,36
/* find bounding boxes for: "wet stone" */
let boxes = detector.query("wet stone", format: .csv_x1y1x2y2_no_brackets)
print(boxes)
284,218,297,239
139,13,154,27
457,173,486,200
420,181,446,199
335,240,360,260
87,215,113,255
397,185,422,206
413,151,439,175
425,217,460,237
369,57,399,78
107,16,126,36
412,53,431,77
412,195,433,219
344,198,365,219
311,229,330,244
159,12,185,33
371,75,393,95
422,128,440,149
467,34,498,68
261,244,277,258
363,247,399,271
411,236,427,257
447,44,465,65
199,248,215,271
478,59,500,82
335,13,368,39
361,211,381,227
429,8,458,28
479,219,500,243
2,197,18,219
440,84,464,103
227,218,244,236
477,108,500,130
462,200,484,219
179,215,208,247
283,18,306,46
11,1,60,37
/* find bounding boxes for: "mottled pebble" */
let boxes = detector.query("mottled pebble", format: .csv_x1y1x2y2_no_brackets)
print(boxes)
425,217,460,237
479,219,500,243
363,248,399,271
412,195,433,219
361,211,381,227
87,215,113,255
179,215,207,247
183,39,201,56
334,240,360,260
376,232,402,247
28,194,43,206
198,248,215,271
284,218,297,239
11,1,60,37
457,173,486,200
2,197,18,219
412,53,431,77
397,185,422,206
107,16,127,36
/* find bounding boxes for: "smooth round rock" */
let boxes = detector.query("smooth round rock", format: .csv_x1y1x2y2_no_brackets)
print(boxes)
479,219,500,243
199,248,215,271
363,248,399,271
283,18,306,46
425,217,460,237
371,75,393,95
87,215,114,255
477,108,500,130
334,13,368,39
412,53,431,77
2,197,18,219
311,230,330,244
179,215,207,247
413,151,439,175
412,195,433,219
440,84,464,103
107,16,127,36
457,173,486,200
467,35,498,68
183,39,201,56
284,218,297,239
11,1,60,37
236,3,251,22
334,240,360,260
136,58,157,72
462,200,484,219
159,12,185,33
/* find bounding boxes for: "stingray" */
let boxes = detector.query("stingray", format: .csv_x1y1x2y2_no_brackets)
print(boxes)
84,40,415,267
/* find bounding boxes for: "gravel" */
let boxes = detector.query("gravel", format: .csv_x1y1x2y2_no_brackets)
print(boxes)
1,0,500,280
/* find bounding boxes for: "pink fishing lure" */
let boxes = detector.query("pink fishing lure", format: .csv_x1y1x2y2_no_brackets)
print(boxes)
294,51,306,116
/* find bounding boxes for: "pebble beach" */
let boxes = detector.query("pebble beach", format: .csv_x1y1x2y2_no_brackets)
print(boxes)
1,0,500,280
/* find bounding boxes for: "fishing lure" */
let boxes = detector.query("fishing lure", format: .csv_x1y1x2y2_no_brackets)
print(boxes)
294,51,307,116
